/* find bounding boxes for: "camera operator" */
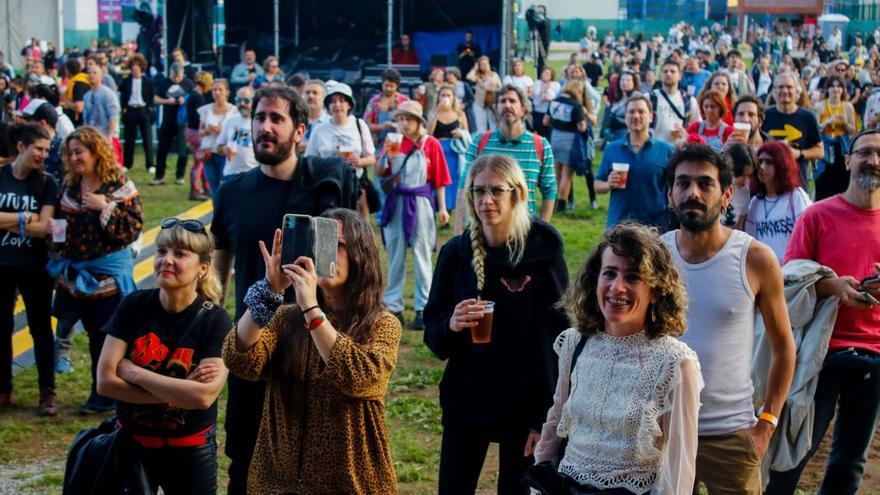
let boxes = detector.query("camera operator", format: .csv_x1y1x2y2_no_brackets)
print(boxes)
526,5,552,76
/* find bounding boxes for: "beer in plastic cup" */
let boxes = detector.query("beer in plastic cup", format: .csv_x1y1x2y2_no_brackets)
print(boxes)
386,133,403,156
612,163,630,189
686,85,696,97
471,301,495,344
339,145,355,161
733,122,751,140
50,218,67,243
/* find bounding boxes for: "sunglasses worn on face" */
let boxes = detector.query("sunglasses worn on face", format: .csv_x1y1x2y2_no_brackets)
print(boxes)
161,217,207,235
471,185,515,200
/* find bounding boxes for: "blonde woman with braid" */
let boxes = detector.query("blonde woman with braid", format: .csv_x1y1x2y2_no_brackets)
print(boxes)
424,154,570,494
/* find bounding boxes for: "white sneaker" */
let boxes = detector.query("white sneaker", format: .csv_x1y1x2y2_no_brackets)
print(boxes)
148,167,156,174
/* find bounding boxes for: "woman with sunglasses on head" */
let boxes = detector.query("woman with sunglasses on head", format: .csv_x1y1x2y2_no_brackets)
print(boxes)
49,126,143,413
96,218,230,495
0,124,58,415
814,75,859,201
745,141,812,263
223,209,401,494
423,154,569,494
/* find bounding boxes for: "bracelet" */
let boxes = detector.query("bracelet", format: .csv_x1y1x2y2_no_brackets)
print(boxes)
301,304,320,314
759,411,779,428
304,311,326,331
243,279,284,328
17,212,25,242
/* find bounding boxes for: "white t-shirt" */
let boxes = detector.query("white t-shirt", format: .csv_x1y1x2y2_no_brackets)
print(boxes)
304,116,375,177
216,113,258,176
503,75,534,95
531,80,561,113
652,88,700,144
745,187,812,262
197,104,239,152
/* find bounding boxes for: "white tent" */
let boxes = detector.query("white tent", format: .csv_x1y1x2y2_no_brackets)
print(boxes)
1,0,63,70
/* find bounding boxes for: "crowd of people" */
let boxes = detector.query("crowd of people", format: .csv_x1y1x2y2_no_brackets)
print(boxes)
0,19,879,495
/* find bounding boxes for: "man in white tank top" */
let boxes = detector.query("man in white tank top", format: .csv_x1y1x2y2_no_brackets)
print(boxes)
661,144,796,493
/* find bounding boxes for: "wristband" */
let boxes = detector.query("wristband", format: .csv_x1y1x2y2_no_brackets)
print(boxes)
17,212,25,242
243,279,284,328
305,311,326,331
759,411,779,428
301,304,320,315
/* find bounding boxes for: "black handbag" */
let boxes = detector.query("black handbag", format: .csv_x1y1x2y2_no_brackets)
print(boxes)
63,417,151,495
523,334,588,495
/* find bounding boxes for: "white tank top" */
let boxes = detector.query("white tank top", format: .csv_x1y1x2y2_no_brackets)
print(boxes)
661,229,758,435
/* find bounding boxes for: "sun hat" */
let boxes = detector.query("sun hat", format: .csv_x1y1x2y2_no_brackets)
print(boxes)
390,100,426,125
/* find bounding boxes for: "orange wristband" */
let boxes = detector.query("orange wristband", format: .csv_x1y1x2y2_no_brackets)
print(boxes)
759,412,779,428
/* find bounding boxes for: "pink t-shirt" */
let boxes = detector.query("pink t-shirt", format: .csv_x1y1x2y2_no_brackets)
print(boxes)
784,195,880,354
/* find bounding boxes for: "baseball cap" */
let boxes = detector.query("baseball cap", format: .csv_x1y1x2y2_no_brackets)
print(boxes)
22,98,58,127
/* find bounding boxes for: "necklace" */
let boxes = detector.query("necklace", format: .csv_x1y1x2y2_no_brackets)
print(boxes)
762,194,782,219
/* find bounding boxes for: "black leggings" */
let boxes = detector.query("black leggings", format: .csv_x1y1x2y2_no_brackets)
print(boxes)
0,266,55,393
438,423,532,495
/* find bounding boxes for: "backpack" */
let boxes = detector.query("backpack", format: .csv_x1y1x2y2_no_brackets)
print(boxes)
477,129,545,164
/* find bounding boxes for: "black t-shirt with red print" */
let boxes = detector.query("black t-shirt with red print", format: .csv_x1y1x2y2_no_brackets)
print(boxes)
103,288,231,437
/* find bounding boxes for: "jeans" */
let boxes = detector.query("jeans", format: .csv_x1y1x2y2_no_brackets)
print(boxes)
765,348,880,495
53,289,121,405
383,219,435,314
203,154,225,199
137,428,218,495
472,104,496,134
0,266,55,393
54,312,79,358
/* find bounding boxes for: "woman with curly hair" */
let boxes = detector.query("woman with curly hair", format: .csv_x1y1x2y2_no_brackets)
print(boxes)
49,126,143,413
223,209,401,494
745,141,811,262
424,154,570,494
533,223,703,494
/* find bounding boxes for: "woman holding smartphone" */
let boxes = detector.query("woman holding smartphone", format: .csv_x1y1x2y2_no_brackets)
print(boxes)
223,209,401,494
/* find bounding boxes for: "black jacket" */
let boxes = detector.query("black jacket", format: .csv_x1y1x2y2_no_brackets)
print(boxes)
423,219,569,435
119,75,155,112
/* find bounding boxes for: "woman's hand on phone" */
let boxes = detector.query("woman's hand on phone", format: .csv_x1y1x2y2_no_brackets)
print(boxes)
259,228,291,294
283,256,319,310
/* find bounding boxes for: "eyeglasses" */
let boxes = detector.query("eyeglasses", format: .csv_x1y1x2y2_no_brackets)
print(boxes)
471,185,516,200
851,148,880,160
160,217,207,235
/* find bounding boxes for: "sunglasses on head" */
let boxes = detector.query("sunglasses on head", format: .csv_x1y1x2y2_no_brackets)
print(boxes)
160,217,207,235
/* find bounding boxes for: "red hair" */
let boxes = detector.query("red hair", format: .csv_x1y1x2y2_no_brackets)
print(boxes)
751,141,802,197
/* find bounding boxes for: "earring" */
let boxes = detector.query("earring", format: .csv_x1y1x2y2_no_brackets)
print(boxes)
650,305,657,323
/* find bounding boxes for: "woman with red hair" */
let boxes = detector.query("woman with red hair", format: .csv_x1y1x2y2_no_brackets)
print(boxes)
745,141,812,262
685,90,734,151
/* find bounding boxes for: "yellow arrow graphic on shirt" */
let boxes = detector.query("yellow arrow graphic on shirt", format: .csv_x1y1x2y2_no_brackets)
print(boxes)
769,124,804,143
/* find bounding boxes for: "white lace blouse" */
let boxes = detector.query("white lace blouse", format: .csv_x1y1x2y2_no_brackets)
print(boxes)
534,328,704,495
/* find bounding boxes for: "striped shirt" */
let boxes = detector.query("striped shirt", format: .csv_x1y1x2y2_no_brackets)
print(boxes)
463,130,557,215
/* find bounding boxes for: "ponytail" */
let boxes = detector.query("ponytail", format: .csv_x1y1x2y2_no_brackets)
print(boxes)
197,266,223,304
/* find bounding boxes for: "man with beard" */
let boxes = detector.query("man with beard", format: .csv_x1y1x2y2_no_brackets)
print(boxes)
661,144,795,494
766,129,880,495
298,79,329,154
595,94,675,229
211,85,359,495
453,84,556,234
364,68,410,146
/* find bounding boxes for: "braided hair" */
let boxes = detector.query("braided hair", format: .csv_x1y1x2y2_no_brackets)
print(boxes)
464,154,532,294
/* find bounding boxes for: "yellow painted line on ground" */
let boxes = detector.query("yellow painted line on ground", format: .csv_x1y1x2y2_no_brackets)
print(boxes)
11,201,213,360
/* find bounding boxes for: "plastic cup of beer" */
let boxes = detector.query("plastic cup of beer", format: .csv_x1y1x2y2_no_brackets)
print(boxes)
386,133,403,156
733,122,751,140
339,145,355,161
471,301,495,344
612,163,630,189
50,218,67,243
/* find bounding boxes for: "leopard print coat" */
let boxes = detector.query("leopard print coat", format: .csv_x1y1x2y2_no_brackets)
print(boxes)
223,306,401,494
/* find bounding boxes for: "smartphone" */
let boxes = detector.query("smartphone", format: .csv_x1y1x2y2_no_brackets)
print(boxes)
280,214,339,278
860,291,880,305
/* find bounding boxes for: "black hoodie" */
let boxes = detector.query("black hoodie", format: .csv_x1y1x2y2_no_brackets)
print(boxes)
423,219,569,435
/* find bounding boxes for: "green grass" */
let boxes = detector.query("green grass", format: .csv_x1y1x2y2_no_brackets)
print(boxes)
2,145,818,494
